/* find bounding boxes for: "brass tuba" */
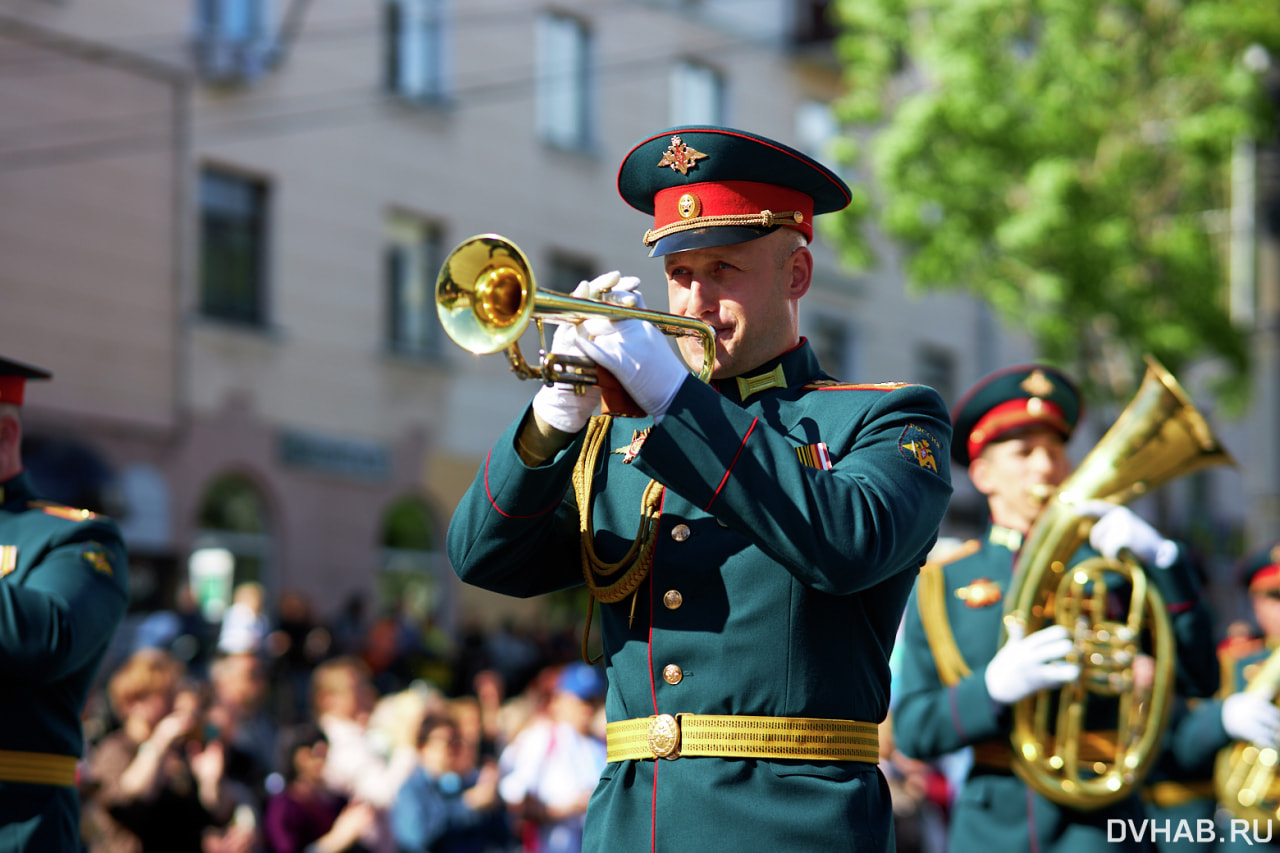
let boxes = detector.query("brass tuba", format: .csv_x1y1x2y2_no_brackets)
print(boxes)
1004,356,1235,808
1215,648,1280,822
436,234,716,397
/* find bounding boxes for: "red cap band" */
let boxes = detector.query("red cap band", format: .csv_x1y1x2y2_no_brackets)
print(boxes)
651,180,814,242
1250,564,1280,593
0,376,26,406
967,398,1068,462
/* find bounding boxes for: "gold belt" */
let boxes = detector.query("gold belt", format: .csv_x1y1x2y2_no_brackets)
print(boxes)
1143,779,1217,808
606,714,879,763
0,750,77,787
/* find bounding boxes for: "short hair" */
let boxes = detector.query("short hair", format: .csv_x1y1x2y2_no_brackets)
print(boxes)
309,655,370,711
108,647,184,718
414,712,456,749
275,722,328,783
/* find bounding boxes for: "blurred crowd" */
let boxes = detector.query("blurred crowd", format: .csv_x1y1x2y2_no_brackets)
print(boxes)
76,581,607,853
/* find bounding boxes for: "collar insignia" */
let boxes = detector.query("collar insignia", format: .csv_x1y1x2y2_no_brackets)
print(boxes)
0,546,15,577
1020,370,1055,397
955,578,1002,608
735,364,786,400
657,136,708,176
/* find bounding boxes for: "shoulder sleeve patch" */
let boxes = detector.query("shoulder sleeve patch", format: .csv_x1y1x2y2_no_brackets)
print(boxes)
899,424,942,473
81,542,116,577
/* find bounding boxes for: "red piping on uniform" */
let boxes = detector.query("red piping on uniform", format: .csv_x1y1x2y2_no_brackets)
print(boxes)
1167,600,1194,614
482,450,560,519
704,418,757,511
648,490,665,853
946,685,968,740
1026,786,1040,853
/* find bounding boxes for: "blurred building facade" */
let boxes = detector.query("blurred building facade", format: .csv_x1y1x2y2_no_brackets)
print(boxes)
0,0,1270,634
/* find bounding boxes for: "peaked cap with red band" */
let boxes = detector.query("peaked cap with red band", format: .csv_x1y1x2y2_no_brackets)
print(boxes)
1239,539,1280,593
0,355,52,407
950,363,1081,466
617,125,852,257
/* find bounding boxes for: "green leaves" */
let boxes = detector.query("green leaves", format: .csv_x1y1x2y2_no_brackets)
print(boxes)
831,0,1275,409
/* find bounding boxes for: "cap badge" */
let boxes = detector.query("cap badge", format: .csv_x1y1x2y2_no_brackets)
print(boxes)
657,136,708,176
955,578,1002,608
1020,370,1054,397
677,192,702,220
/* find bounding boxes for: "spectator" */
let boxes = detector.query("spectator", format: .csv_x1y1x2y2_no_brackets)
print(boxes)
268,589,331,725
218,582,271,657
83,648,235,852
390,713,505,853
312,657,418,852
497,664,606,853
208,651,279,811
263,723,377,853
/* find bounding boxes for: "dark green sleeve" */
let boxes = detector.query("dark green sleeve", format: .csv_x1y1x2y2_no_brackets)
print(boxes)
635,379,953,594
0,519,128,681
1149,542,1218,698
891,585,1005,760
446,407,588,598
1164,697,1230,773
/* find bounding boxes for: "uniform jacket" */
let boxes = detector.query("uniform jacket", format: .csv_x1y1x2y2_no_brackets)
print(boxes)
448,341,953,853
0,471,129,852
894,524,1217,853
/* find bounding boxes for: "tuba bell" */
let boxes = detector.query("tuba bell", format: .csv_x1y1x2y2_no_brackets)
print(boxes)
1215,648,1280,822
435,234,716,407
1004,356,1235,809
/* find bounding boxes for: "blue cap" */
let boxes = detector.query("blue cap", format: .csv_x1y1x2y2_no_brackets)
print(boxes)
556,662,606,701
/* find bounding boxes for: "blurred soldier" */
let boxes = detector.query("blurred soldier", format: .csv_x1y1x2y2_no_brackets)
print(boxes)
0,355,130,849
893,363,1217,853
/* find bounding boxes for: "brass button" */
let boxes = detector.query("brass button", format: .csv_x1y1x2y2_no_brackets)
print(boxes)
671,524,691,542
663,664,683,685
663,589,683,610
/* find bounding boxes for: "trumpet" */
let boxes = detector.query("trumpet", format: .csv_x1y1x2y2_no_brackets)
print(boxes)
435,234,716,400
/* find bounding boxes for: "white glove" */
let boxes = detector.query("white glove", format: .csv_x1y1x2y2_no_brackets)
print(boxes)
984,623,1080,706
530,272,636,433
1079,501,1178,567
567,286,690,422
1222,692,1280,748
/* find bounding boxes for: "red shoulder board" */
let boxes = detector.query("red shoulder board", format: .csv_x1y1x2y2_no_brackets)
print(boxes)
29,501,98,521
803,380,913,391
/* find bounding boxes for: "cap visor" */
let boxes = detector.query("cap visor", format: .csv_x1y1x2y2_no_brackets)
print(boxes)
649,225,777,257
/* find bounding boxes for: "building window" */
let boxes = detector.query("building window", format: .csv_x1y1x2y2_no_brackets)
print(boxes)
384,0,450,100
536,12,592,149
670,60,724,126
916,345,956,405
192,474,272,621
199,168,269,326
193,0,272,82
385,213,444,358
796,100,838,161
546,251,596,295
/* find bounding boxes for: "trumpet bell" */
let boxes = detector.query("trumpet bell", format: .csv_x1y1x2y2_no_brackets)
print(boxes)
436,234,535,355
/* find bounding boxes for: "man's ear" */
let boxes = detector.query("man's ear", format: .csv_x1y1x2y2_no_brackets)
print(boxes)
788,246,813,300
968,455,995,498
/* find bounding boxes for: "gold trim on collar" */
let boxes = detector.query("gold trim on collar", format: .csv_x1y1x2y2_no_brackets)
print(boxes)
735,364,786,400
989,525,1023,551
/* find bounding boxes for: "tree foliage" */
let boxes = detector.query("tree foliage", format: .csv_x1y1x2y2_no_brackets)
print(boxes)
829,0,1280,408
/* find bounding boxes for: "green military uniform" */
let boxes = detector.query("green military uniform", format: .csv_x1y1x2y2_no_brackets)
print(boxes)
893,363,1218,853
0,357,129,852
447,127,954,852
1141,695,1220,851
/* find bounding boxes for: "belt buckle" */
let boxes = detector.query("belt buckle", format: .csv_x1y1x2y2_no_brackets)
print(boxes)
647,713,681,759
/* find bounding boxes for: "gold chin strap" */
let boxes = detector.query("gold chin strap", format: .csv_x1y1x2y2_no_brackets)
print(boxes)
573,415,665,662
735,364,786,401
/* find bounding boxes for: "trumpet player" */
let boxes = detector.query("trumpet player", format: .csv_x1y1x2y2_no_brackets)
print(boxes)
446,126,954,853
892,364,1218,853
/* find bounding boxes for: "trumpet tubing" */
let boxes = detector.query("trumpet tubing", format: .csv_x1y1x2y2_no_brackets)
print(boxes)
1216,648,1280,823
436,234,716,385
